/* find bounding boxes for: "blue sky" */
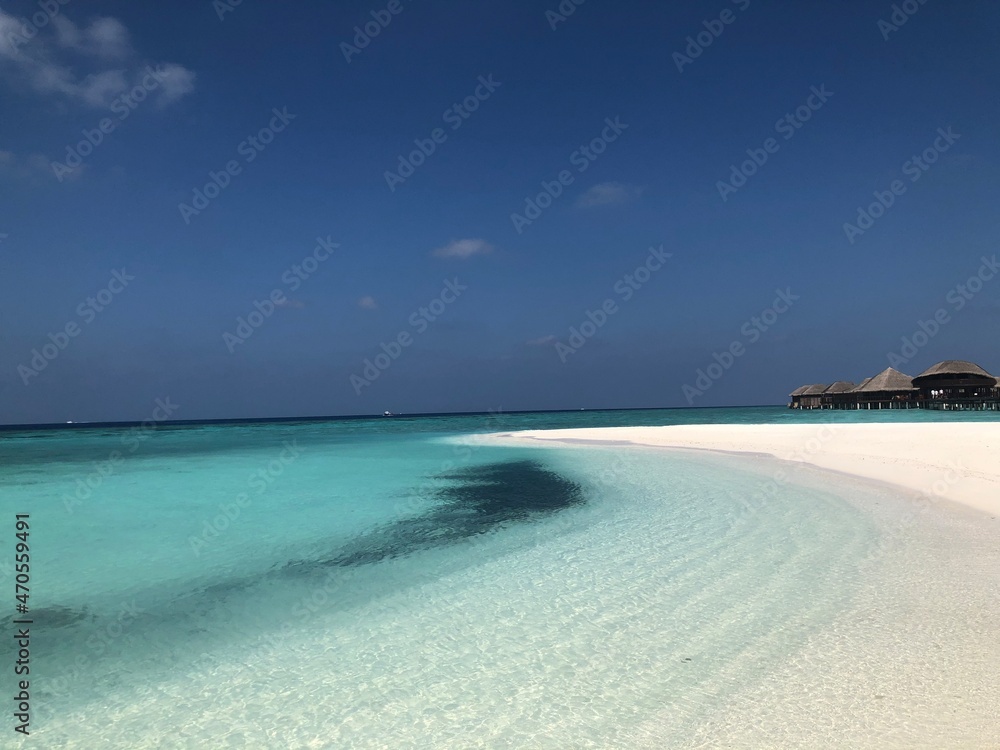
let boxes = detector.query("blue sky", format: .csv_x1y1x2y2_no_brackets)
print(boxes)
2,0,999,423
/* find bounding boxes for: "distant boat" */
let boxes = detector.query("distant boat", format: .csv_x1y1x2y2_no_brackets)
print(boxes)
382,411,394,417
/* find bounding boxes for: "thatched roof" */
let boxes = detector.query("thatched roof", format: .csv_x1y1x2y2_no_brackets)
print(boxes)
789,385,811,397
914,360,995,380
850,377,873,392
800,384,828,396
822,381,856,394
853,367,915,393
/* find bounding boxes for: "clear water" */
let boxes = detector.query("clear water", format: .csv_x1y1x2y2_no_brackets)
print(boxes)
1,407,998,747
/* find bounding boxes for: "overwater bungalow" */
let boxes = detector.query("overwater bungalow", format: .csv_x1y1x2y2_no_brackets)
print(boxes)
913,360,1000,410
790,383,828,410
820,381,857,409
788,385,810,408
789,360,999,410
850,367,917,409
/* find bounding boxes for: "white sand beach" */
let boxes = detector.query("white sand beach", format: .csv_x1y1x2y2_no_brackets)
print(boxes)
488,422,1000,517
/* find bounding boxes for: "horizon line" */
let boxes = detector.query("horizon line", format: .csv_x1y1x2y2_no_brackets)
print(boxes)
0,403,783,432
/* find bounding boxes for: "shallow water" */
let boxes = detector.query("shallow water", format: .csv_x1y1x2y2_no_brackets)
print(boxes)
1,408,997,747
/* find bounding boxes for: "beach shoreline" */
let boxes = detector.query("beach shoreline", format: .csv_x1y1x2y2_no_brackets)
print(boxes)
483,422,1000,518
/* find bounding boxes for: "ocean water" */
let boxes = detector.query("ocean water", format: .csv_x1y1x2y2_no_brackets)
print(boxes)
2,407,998,748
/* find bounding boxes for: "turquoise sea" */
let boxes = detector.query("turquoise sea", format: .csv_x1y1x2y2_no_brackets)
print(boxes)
3,406,999,748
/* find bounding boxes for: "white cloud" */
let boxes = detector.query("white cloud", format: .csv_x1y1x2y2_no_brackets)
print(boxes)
52,16,131,59
0,9,194,109
431,238,493,259
526,335,556,346
0,13,24,58
0,149,74,183
576,182,643,208
153,63,196,108
358,295,378,310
